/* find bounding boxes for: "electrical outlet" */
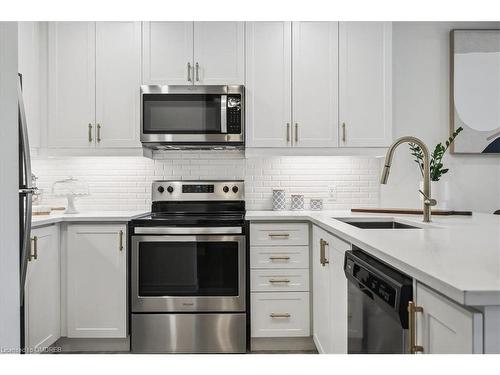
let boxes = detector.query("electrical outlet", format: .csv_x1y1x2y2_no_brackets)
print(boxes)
328,185,337,201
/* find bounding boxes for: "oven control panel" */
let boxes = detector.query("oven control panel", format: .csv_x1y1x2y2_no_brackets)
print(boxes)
182,184,215,194
153,180,244,201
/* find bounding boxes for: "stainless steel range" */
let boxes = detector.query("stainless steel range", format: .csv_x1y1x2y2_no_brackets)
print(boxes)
129,180,248,353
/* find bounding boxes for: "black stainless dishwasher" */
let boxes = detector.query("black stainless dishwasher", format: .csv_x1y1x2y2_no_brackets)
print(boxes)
344,248,413,354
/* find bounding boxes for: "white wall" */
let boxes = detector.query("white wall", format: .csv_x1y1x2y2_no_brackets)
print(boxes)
0,22,20,352
381,22,500,213
32,153,380,211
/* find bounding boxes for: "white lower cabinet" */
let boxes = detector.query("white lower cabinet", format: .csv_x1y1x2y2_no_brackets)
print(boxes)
66,224,127,338
312,225,350,354
415,282,483,354
251,292,310,337
25,224,60,352
250,222,310,338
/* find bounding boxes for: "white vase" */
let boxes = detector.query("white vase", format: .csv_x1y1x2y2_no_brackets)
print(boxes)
419,180,451,210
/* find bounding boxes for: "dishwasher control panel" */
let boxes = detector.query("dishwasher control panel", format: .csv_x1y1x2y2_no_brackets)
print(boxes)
346,258,397,308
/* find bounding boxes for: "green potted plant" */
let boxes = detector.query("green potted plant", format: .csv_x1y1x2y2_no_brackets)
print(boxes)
409,127,463,209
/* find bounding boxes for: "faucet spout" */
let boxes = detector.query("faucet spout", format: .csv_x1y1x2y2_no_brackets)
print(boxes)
380,136,436,222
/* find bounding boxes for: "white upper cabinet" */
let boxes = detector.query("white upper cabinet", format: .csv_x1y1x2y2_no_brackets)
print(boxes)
48,22,95,148
415,282,483,354
339,22,392,147
25,225,60,352
292,22,339,148
67,224,127,338
48,22,141,149
95,22,141,148
18,22,41,149
246,22,292,147
142,22,244,86
193,22,245,85
142,22,193,85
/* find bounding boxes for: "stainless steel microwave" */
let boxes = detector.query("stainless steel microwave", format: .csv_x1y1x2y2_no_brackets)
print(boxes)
140,85,244,149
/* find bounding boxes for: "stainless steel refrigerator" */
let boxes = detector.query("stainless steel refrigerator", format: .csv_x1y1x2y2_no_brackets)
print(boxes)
18,73,37,350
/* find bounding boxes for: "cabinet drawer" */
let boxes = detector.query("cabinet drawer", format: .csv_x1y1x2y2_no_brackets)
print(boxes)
251,292,310,337
251,246,309,269
251,269,309,292
250,223,309,246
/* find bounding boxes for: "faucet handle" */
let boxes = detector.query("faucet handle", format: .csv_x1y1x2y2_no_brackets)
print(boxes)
419,189,437,207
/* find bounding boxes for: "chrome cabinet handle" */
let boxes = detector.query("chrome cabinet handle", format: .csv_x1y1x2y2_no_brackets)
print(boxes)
295,123,298,143
286,123,291,142
342,122,346,143
97,123,101,143
88,123,93,143
408,301,424,354
187,62,192,82
269,279,291,283
270,313,291,318
269,256,291,261
119,230,124,251
195,62,199,82
320,238,329,266
29,236,38,261
268,233,290,238
33,236,38,260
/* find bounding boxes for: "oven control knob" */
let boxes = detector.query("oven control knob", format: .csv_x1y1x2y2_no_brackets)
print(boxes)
167,186,174,193
223,186,229,193
157,186,165,193
232,186,239,193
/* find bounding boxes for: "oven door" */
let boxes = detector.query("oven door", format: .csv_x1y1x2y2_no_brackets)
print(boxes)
131,234,246,313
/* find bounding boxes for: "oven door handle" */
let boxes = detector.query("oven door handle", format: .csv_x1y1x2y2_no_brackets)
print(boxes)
134,226,242,235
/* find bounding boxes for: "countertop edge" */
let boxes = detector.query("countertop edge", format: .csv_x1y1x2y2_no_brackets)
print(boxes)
246,211,498,307
31,211,148,228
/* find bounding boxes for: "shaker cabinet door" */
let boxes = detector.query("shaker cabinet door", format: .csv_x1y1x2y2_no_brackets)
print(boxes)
292,21,339,148
25,225,61,352
312,225,332,353
47,22,96,148
95,21,141,148
339,22,392,147
142,21,194,85
193,22,244,85
246,22,292,147
67,224,127,338
415,283,483,354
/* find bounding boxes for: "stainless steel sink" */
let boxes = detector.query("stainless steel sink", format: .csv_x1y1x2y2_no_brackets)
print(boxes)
337,219,421,229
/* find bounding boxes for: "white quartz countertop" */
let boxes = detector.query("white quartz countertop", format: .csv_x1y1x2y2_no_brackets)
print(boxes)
32,211,148,228
246,210,500,307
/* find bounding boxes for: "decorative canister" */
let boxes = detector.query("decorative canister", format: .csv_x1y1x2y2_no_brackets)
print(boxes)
291,194,305,210
272,189,286,211
310,198,323,211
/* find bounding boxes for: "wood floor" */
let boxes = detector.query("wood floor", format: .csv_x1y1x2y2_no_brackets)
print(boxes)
49,337,318,354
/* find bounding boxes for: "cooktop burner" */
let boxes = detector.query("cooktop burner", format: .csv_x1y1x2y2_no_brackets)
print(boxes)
130,180,246,228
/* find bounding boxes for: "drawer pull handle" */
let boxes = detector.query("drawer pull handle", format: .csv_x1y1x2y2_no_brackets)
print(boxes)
269,279,290,283
270,313,291,318
268,233,290,238
269,256,291,261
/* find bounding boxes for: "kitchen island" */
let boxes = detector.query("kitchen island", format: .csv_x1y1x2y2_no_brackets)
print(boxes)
247,210,500,353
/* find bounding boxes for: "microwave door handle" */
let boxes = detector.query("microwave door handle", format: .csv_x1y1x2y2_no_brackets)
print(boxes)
221,95,227,134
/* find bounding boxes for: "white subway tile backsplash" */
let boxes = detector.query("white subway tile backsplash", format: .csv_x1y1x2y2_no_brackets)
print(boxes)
32,153,380,211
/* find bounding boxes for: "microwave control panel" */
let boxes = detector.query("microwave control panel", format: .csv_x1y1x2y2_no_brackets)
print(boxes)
226,95,242,134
